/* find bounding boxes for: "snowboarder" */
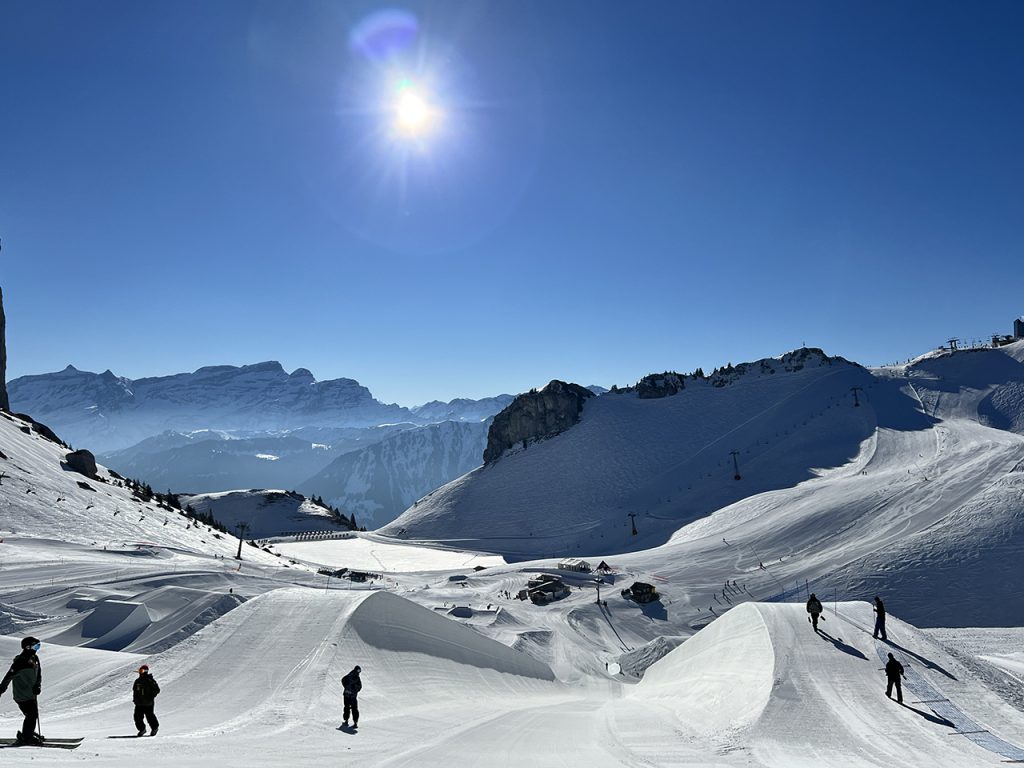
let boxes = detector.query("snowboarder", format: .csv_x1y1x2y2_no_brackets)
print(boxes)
884,652,905,703
341,665,362,728
873,596,887,640
133,664,160,736
0,636,43,745
806,593,824,631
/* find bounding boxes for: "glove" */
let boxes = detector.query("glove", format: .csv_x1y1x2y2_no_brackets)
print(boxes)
34,687,41,696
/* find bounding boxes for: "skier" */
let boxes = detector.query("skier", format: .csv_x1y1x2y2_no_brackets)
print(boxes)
806,593,824,631
341,665,362,728
0,636,42,745
873,596,887,640
133,664,160,736
884,652,905,703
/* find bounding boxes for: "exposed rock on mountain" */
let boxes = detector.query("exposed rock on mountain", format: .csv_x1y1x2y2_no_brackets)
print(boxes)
483,380,594,464
7,362,412,452
637,372,685,399
0,286,7,412
65,449,98,478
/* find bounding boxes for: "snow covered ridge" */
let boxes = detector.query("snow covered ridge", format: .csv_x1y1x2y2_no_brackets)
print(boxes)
6,362,512,453
179,489,356,540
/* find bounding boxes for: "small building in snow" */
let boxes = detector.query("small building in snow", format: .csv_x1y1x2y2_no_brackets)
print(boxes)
527,575,570,604
558,557,592,573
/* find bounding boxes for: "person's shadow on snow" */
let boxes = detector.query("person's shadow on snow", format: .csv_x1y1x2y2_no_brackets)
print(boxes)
898,702,955,727
818,630,868,660
337,724,358,734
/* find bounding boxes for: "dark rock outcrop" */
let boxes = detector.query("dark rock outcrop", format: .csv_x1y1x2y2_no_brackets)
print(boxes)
484,380,593,463
637,372,685,399
12,413,68,447
0,285,8,411
65,449,98,478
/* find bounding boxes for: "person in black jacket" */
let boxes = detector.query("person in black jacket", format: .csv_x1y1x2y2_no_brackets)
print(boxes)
885,652,905,703
806,593,824,631
133,664,160,736
341,665,362,728
873,596,887,640
0,637,43,744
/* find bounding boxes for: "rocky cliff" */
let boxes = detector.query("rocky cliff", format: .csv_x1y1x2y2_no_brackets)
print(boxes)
0,285,8,411
483,380,593,463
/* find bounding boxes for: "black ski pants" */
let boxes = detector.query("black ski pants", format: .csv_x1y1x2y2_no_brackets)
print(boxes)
886,676,903,703
810,612,820,630
134,705,159,733
343,692,359,725
17,699,38,738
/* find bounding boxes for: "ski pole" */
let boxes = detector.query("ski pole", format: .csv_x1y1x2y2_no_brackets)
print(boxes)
36,707,44,741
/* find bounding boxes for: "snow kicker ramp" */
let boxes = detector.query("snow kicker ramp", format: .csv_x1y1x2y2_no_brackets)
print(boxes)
49,598,153,651
635,601,1024,766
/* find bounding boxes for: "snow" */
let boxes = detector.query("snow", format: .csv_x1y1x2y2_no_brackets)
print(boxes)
2,344,1024,765
275,536,505,572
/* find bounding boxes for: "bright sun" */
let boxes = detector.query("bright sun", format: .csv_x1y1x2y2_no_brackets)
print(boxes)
393,84,436,137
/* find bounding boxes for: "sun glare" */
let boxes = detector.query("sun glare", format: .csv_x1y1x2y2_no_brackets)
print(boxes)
393,83,437,137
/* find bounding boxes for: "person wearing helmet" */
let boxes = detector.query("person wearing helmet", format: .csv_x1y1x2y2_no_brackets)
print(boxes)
132,664,161,736
0,637,43,745
341,665,362,728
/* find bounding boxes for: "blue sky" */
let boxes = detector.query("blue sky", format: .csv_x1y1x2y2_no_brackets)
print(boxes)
2,1,1023,405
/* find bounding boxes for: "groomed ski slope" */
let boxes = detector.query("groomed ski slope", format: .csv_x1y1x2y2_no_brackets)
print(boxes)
2,596,1021,767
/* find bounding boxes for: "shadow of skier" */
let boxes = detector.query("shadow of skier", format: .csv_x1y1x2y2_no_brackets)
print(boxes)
818,630,868,660
898,702,956,727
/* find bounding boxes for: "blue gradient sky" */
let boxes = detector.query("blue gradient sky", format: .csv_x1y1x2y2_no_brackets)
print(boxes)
2,1,1023,405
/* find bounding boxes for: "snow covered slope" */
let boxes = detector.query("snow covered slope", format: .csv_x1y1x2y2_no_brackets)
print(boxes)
381,348,877,556
298,420,490,527
0,410,283,560
180,489,352,539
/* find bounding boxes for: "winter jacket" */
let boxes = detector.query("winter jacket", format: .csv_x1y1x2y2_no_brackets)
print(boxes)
341,671,362,697
0,650,41,703
874,599,886,619
885,658,904,680
806,598,823,615
133,673,160,707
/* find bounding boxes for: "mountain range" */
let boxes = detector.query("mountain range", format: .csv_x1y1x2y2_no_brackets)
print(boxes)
7,362,513,526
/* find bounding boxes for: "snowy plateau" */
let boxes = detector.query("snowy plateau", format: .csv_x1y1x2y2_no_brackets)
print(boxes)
1,343,1024,767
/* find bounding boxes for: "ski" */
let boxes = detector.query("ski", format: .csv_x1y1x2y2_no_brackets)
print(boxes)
0,737,82,750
